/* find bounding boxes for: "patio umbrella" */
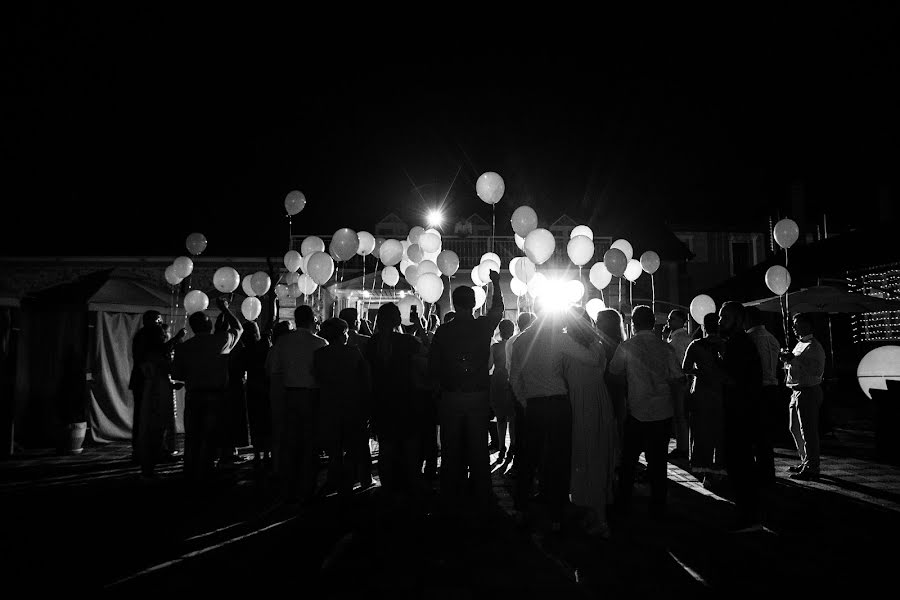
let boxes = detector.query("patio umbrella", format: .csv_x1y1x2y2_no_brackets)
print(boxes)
745,285,900,366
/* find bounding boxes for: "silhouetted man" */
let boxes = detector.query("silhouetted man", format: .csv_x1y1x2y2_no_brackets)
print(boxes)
429,269,503,518
265,305,327,502
745,306,780,484
781,312,826,481
609,305,683,521
719,301,765,532
172,298,242,484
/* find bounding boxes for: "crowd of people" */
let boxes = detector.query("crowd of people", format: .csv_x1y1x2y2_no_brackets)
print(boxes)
128,274,827,537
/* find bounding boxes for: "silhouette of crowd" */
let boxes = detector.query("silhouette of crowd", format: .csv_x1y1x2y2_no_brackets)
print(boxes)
129,275,826,536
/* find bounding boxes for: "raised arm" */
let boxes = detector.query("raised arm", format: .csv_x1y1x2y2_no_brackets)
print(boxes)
216,296,243,343
485,269,505,330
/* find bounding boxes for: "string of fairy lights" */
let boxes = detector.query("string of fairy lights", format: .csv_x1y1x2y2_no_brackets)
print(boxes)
848,263,900,343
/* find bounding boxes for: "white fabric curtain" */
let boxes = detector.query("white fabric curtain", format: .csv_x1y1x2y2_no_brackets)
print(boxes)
88,311,184,442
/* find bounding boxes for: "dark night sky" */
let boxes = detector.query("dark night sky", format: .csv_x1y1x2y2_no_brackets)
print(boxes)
2,6,898,257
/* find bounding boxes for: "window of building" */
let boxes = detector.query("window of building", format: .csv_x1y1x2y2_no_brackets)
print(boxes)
731,241,752,275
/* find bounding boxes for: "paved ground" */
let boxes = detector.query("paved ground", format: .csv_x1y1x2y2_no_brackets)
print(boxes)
2,427,899,596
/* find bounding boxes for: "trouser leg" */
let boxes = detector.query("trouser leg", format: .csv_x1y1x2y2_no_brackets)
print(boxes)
797,386,822,472
646,418,672,514
789,392,806,465
618,415,644,511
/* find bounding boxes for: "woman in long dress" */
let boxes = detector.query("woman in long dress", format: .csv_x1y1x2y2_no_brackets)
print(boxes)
561,309,617,538
682,312,727,486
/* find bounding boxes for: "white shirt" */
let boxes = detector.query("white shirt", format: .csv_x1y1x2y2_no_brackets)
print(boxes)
609,330,683,422
785,334,825,388
667,327,692,366
509,320,567,402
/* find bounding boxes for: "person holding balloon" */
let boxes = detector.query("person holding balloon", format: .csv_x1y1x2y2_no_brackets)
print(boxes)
172,296,244,486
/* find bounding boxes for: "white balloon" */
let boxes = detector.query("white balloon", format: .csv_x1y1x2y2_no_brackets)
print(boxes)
640,250,660,275
288,282,302,298
284,272,300,286
379,239,403,266
274,284,290,301
424,228,442,239
307,252,335,285
382,265,400,287
405,264,420,287
611,239,634,260
241,297,262,321
436,250,459,277
398,295,425,326
508,257,521,278
416,273,444,304
213,267,240,293
570,225,594,240
164,265,183,286
511,206,538,238
565,280,585,303
773,218,800,250
301,236,326,257
407,226,425,245
423,249,441,263
481,252,501,266
477,259,500,285
765,265,791,296
514,257,537,283
589,262,612,290
624,258,643,282
418,232,441,253
473,286,487,310
524,228,556,265
399,257,413,275
251,271,271,297
173,256,194,279
184,290,209,315
284,250,302,273
689,294,717,325
476,171,505,205
299,254,311,274
241,274,256,297
510,277,528,297
418,259,440,277
297,273,317,295
471,266,485,287
585,298,606,321
357,231,376,256
567,235,594,266
407,243,424,263
515,233,526,251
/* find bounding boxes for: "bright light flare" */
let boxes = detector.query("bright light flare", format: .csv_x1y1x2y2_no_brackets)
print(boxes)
532,277,580,313
427,210,443,228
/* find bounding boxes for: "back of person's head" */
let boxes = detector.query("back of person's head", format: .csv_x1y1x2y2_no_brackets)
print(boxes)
498,319,515,340
517,311,536,332
319,318,349,345
632,305,656,332
794,312,814,329
294,305,316,330
272,320,293,343
375,302,402,333
452,286,476,313
702,312,719,336
188,311,212,334
667,309,687,329
338,308,359,330
142,310,162,328
745,305,764,328
595,308,625,343
719,301,746,336
444,311,456,324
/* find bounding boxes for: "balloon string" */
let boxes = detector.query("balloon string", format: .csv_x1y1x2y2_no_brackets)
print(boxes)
491,204,496,254
600,287,604,306
651,274,656,315
372,262,380,291
629,280,633,307
447,275,453,311
578,266,584,307
618,278,622,312
288,215,292,250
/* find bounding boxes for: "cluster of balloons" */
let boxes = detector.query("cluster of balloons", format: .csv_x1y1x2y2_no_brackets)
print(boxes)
164,233,208,286
376,226,459,305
